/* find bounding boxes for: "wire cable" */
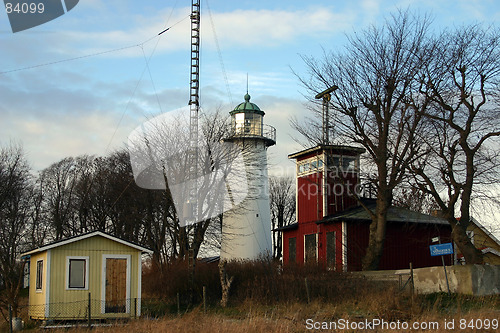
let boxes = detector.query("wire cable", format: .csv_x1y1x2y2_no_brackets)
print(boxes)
0,14,189,76
205,0,232,106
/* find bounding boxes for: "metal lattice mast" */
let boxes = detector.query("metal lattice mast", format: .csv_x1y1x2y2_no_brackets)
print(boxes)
186,0,200,222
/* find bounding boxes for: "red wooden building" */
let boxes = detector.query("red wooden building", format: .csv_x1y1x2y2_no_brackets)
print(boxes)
278,145,452,271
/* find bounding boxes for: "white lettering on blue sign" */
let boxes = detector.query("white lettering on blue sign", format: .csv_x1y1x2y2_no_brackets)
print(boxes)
429,243,454,256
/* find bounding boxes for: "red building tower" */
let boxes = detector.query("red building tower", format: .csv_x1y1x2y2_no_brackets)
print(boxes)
281,145,364,270
280,143,453,271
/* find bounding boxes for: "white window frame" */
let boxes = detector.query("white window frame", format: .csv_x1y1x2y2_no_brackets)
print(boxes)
325,154,360,173
35,259,43,293
66,256,89,290
297,156,324,176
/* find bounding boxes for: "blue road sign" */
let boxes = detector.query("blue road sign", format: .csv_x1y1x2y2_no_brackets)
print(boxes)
429,243,454,256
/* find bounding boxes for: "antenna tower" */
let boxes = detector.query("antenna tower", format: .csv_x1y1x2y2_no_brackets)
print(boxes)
186,0,201,222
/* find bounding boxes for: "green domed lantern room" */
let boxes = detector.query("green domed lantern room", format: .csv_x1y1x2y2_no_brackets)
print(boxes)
227,93,276,146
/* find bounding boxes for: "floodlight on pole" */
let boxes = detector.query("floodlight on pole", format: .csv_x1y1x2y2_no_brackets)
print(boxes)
315,85,338,145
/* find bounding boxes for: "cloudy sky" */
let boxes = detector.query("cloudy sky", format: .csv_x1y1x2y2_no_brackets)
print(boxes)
1,0,498,170
1,0,499,232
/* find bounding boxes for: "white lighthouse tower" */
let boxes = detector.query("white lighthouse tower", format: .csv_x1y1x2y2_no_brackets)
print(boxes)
221,93,276,260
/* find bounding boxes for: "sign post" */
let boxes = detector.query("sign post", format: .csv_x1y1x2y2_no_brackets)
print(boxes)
430,240,453,295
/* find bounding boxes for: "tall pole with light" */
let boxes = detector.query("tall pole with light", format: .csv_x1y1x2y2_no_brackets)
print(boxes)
315,85,338,146
315,86,338,218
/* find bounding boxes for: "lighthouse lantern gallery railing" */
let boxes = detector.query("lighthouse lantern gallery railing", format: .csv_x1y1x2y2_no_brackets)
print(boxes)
228,123,276,144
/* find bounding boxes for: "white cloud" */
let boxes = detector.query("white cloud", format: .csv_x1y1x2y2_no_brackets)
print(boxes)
5,0,498,174
362,0,381,16
204,7,354,48
2,110,136,171
23,6,356,60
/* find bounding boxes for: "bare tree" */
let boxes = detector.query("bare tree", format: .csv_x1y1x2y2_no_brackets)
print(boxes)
0,143,32,318
294,10,433,270
102,151,147,242
128,108,245,262
71,155,98,235
269,175,295,260
392,184,440,214
25,178,48,248
39,157,80,240
411,24,500,264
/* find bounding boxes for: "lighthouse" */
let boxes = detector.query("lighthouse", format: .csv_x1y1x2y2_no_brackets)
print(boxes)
221,94,276,260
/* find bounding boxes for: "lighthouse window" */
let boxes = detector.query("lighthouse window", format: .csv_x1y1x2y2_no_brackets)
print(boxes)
235,113,245,122
235,113,245,134
244,114,253,132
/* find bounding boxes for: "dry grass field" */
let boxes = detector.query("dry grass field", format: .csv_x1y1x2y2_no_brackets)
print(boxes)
43,296,500,333
2,261,499,332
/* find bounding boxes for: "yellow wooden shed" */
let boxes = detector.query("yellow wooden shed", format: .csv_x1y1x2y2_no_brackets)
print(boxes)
21,231,153,320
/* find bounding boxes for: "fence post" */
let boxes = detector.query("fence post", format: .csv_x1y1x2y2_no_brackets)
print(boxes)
304,278,311,304
177,293,180,315
409,263,414,304
203,286,206,314
134,298,137,319
441,256,451,295
88,292,91,329
8,304,13,333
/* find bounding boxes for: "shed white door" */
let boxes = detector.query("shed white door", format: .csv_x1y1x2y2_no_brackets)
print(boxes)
105,258,127,313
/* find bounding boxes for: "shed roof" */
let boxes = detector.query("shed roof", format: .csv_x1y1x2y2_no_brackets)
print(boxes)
469,217,500,248
21,231,153,256
317,201,449,225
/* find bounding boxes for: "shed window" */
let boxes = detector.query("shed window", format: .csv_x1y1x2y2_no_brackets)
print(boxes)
36,260,43,291
67,257,89,289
